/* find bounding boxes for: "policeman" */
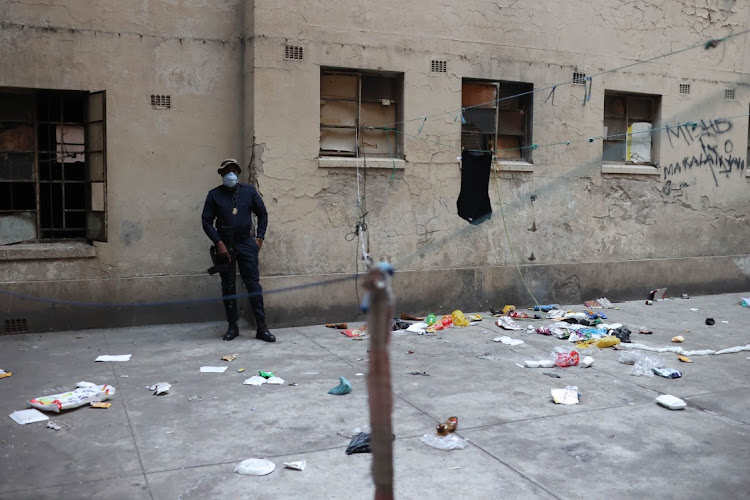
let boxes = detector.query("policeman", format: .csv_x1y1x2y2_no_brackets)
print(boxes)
201,159,275,342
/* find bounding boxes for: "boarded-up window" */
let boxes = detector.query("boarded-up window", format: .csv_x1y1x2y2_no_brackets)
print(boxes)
0,89,107,244
603,92,660,164
461,80,533,162
320,69,403,158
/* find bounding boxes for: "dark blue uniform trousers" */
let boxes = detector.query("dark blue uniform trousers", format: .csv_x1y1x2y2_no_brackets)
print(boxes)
219,237,265,325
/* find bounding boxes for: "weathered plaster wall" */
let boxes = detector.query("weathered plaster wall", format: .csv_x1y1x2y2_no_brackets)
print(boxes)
250,0,750,280
1,0,749,332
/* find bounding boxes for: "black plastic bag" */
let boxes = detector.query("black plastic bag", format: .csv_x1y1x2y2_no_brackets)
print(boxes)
345,432,371,455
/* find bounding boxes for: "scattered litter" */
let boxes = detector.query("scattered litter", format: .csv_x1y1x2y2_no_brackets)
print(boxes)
420,433,467,451
534,304,560,312
476,353,497,361
289,382,298,386
671,336,685,343
595,337,621,348
346,432,372,454
46,421,62,431
266,376,284,385
611,327,632,343
325,323,348,329
283,461,306,471
244,376,266,386
584,298,614,309
450,467,461,470
259,371,274,378
678,355,692,363
580,356,594,368
146,382,171,395
187,395,203,402
721,321,729,324
690,308,699,312
407,350,414,354
234,458,276,476
656,394,687,410
638,326,653,334
392,319,411,330
524,359,555,368
492,336,524,345
705,318,715,326
95,354,132,362
300,371,320,375
119,375,129,378
543,372,561,379
341,326,368,338
409,371,430,376
29,381,115,412
406,322,428,334
653,367,682,379
200,366,228,373
681,294,690,299
551,386,579,405
552,347,579,367
741,297,750,308
9,409,49,425
221,353,238,362
355,373,364,376
618,351,663,377
400,313,425,321
90,402,111,409
645,300,653,305
495,317,522,330
649,288,667,300
621,343,750,356
328,377,353,395
451,310,470,327
0,369,12,379
237,368,245,373
436,416,458,436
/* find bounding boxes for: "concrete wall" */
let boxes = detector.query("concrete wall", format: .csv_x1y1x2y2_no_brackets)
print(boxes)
1,0,749,333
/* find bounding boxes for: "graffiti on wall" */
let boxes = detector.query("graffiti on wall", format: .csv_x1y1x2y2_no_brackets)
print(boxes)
661,119,746,195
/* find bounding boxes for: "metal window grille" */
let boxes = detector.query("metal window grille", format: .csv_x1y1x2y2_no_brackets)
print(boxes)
284,45,303,60
150,95,171,110
572,72,586,85
724,88,735,100
4,318,28,334
431,60,447,73
679,84,691,95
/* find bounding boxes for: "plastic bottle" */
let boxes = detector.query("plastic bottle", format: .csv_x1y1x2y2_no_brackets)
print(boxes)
436,416,458,436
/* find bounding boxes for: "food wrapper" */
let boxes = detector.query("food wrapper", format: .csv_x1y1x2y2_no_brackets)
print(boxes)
29,382,115,413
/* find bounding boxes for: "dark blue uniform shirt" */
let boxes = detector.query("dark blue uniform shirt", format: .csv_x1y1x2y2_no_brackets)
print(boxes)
201,183,268,244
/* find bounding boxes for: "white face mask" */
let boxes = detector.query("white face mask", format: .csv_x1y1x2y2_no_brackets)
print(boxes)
222,172,238,188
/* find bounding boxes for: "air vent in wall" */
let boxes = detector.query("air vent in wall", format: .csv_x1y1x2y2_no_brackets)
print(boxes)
572,72,586,85
284,45,303,60
679,83,691,95
4,318,28,334
431,60,447,73
724,88,735,100
150,94,171,109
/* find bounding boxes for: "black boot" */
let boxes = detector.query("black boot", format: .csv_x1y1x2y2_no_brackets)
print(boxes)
256,321,276,343
223,322,239,341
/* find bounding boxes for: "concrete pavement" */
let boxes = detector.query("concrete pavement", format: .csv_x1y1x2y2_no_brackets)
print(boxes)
1,292,749,499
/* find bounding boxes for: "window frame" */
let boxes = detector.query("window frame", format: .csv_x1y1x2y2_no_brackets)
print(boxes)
602,91,661,166
0,88,107,244
319,68,404,160
461,78,534,164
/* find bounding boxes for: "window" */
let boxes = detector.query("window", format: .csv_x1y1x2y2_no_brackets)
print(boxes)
0,89,106,244
319,69,403,158
461,79,533,162
602,92,660,164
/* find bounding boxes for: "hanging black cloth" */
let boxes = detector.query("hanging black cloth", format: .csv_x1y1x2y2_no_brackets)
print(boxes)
457,150,492,225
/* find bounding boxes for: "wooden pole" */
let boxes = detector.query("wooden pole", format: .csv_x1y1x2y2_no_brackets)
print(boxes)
364,262,395,500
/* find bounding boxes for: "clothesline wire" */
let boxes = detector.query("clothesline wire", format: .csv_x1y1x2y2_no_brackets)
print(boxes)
363,28,750,131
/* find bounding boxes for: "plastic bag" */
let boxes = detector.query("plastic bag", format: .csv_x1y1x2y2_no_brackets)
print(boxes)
618,351,663,377
234,458,275,476
346,432,371,455
495,317,522,330
29,382,115,413
551,347,579,367
450,310,470,327
328,377,353,395
420,433,467,451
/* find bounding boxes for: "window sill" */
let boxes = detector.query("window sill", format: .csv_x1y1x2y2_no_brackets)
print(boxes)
0,242,97,261
495,160,534,172
601,163,660,175
318,157,406,169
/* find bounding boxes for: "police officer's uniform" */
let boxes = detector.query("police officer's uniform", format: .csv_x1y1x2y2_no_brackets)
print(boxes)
201,159,275,342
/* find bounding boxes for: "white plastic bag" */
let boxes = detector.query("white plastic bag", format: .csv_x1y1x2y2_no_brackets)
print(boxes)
420,433,467,451
234,458,276,476
28,382,115,413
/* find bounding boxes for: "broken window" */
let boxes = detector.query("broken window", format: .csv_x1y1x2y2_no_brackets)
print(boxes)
461,79,533,162
603,91,660,164
0,89,107,244
319,69,403,158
